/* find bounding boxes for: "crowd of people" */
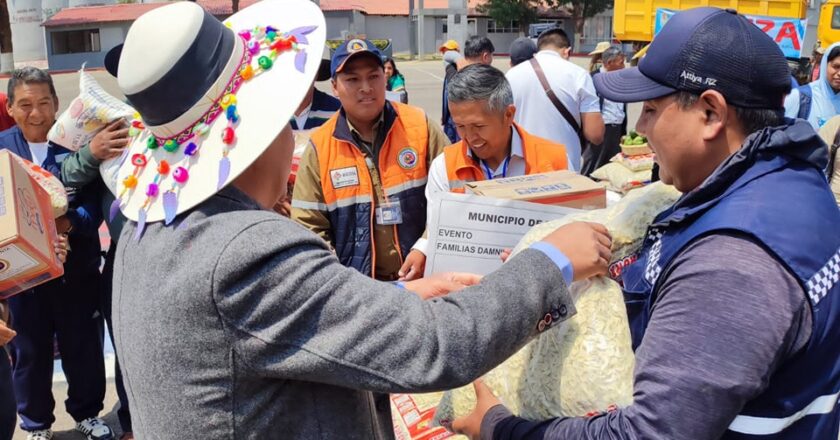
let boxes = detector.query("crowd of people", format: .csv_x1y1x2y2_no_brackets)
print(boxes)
0,1,838,440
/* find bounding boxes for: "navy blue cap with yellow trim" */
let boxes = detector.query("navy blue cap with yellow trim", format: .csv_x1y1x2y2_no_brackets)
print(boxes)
330,38,384,77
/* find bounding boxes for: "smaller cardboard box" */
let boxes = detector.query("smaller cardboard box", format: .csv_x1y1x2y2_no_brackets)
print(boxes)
0,150,63,299
465,170,607,209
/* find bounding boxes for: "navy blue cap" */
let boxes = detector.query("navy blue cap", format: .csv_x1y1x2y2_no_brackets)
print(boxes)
510,37,537,66
330,38,384,77
594,7,791,109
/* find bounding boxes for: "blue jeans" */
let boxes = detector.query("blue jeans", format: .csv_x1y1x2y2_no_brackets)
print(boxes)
8,271,106,431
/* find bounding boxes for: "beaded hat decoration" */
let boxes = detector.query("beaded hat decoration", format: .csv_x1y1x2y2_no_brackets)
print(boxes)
107,0,325,236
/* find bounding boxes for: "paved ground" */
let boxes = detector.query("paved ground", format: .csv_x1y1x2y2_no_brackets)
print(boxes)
3,56,639,439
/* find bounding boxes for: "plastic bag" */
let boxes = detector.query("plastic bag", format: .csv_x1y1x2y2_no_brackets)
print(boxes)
611,152,654,172
391,392,455,440
591,162,651,193
48,67,134,152
433,183,682,429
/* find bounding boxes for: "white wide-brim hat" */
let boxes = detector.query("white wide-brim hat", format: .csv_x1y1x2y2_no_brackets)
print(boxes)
103,0,325,226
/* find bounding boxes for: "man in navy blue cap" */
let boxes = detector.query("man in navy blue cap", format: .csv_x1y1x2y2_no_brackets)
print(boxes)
452,7,840,440
292,39,449,282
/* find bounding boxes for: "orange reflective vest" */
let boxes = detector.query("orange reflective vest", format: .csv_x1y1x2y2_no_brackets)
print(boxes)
443,123,568,192
310,101,430,277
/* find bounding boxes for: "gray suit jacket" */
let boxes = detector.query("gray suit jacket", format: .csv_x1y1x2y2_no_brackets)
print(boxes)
112,186,575,439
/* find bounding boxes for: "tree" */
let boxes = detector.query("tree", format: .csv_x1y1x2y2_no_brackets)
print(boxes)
546,0,612,47
0,0,13,73
478,0,540,36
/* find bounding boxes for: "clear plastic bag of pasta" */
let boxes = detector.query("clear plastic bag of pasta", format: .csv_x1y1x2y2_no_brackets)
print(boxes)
433,182,681,430
48,67,134,152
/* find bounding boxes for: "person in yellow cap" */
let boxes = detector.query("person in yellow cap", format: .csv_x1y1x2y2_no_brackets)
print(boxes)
440,39,459,53
440,39,462,82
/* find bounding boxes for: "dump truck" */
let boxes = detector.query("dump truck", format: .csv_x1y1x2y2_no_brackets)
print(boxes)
613,0,840,54
819,1,840,50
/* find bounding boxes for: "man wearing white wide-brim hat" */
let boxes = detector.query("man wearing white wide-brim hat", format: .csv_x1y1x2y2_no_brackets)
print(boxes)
109,1,612,437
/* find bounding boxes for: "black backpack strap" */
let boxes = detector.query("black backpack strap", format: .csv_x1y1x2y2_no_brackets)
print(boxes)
530,58,585,146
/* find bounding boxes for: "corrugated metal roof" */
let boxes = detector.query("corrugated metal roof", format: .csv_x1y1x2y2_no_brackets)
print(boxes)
319,0,484,15
43,0,260,27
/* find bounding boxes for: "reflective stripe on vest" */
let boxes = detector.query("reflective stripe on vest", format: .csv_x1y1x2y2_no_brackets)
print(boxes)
292,195,374,212
443,123,568,193
728,391,840,435
805,248,840,305
384,176,428,197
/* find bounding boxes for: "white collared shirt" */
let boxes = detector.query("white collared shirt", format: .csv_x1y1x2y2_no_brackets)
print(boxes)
28,142,50,167
506,50,600,171
413,127,525,254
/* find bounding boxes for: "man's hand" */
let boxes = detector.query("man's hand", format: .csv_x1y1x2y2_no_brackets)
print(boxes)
0,319,16,346
452,380,504,440
398,249,426,281
54,233,69,264
90,120,131,161
273,195,292,217
500,248,512,263
541,222,612,281
55,216,72,235
403,272,482,300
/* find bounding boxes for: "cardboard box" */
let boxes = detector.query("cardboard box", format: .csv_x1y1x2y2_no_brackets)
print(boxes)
390,392,454,440
0,150,63,299
465,170,607,209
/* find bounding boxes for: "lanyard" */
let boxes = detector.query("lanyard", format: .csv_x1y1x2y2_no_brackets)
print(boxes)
482,155,511,180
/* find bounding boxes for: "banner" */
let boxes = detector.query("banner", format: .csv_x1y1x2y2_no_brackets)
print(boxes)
424,192,579,277
654,8,808,59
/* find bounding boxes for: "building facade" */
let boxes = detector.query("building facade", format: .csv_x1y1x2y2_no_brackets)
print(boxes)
40,0,602,71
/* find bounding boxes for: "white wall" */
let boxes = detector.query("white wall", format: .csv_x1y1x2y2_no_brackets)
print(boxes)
9,0,63,61
364,16,411,53
359,14,439,56
45,22,127,71
420,14,440,56
486,33,519,55
325,11,352,40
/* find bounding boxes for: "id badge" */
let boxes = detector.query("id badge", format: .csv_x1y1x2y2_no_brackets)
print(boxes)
375,200,403,225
